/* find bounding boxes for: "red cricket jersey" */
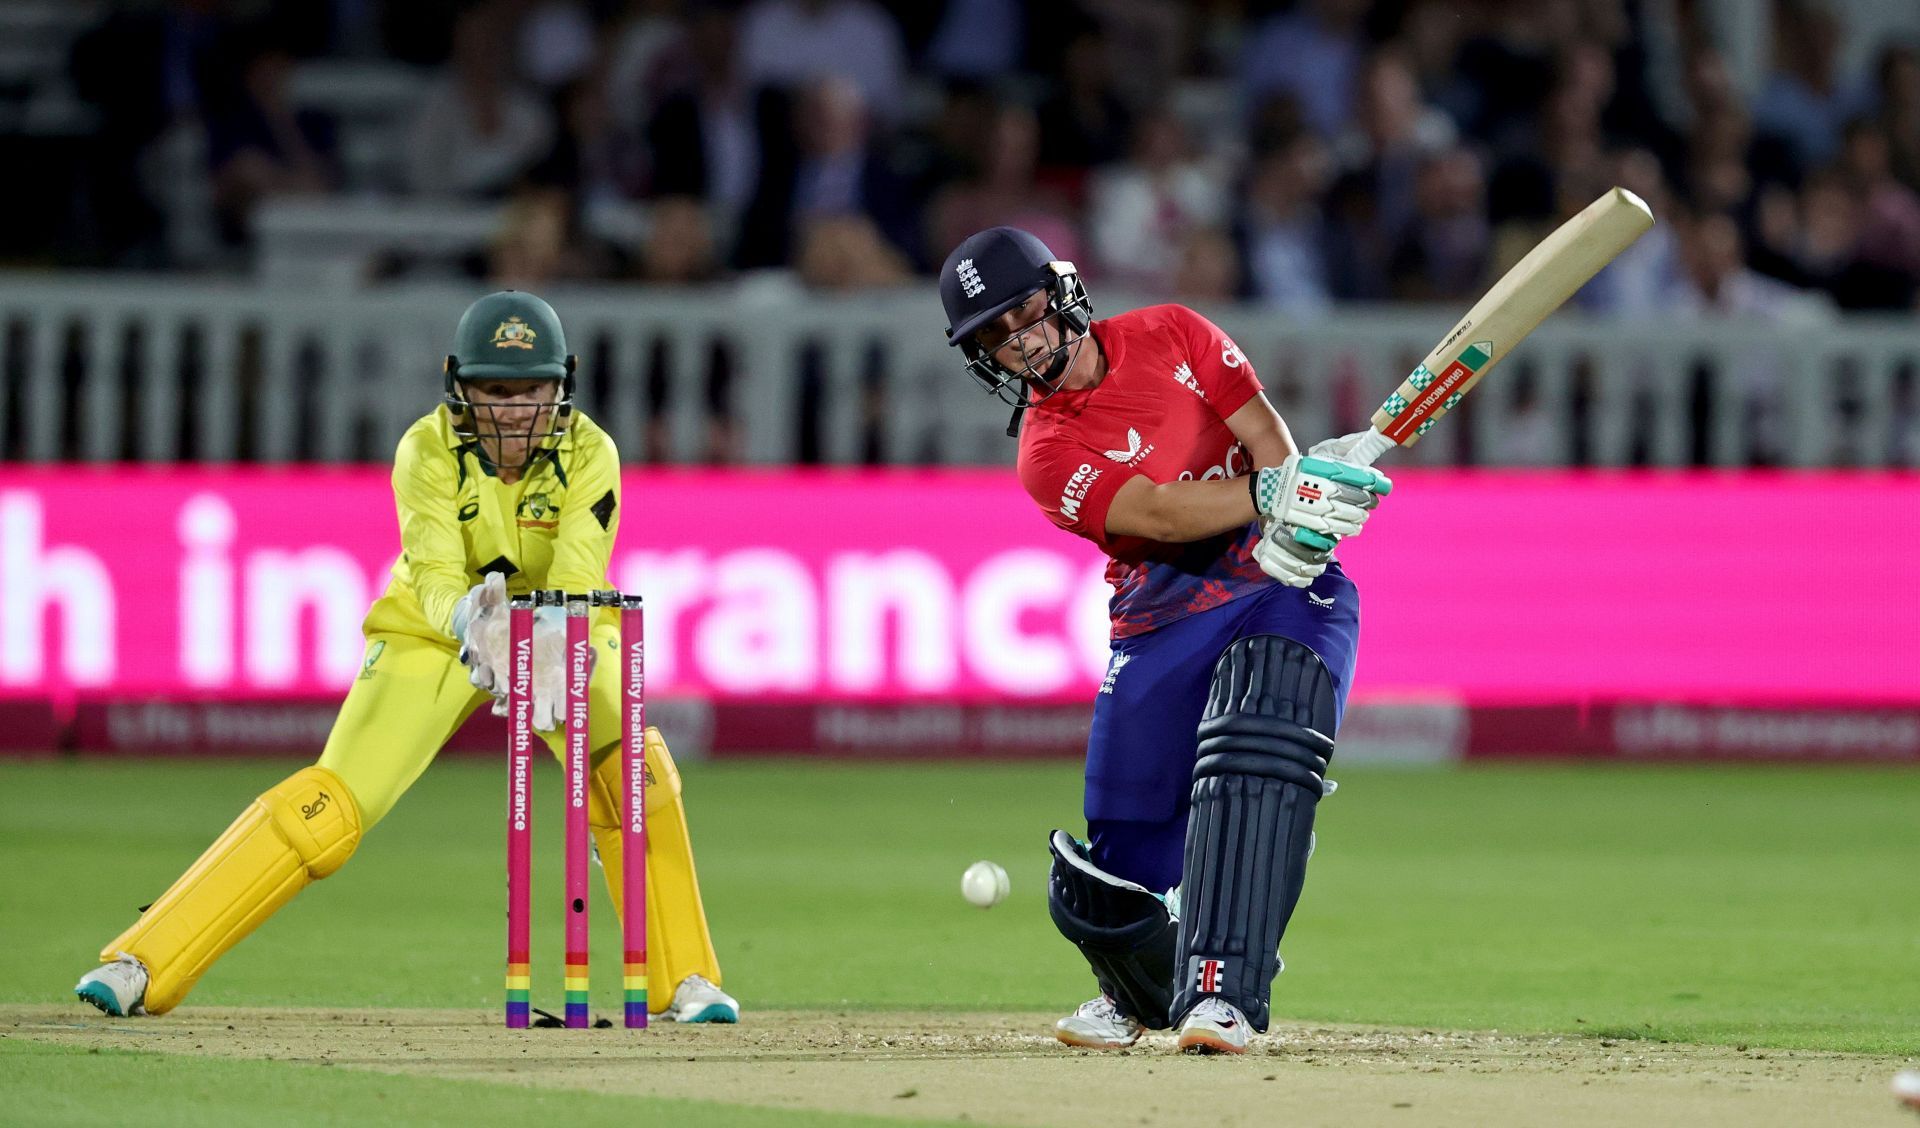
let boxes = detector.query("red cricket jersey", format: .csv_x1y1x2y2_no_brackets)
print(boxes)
1017,304,1272,639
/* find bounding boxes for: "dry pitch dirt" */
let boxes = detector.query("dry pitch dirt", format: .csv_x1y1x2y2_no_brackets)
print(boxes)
5,1005,1915,1128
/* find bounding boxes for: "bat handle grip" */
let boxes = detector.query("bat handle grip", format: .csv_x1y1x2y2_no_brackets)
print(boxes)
1346,428,1395,467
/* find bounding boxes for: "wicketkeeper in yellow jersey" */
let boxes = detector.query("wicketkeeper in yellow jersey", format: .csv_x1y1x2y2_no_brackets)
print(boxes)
74,291,738,1024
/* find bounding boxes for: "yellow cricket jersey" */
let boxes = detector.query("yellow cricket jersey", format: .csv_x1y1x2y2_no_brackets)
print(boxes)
374,405,621,639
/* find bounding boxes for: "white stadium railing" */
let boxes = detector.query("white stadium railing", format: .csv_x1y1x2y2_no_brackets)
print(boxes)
0,273,1914,467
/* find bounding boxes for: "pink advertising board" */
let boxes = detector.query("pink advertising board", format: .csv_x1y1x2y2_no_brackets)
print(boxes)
0,467,1913,705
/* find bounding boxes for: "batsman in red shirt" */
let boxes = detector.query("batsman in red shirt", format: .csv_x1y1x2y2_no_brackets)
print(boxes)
939,227,1392,1054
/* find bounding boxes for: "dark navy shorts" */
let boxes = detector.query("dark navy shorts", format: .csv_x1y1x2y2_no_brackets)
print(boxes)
1082,566,1359,890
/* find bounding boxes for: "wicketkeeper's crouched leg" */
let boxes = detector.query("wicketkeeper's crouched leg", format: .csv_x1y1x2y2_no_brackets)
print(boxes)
586,725,722,1014
97,765,363,1014
89,627,486,1015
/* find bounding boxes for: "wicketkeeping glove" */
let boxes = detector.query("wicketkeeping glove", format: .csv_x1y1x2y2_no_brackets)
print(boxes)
528,608,591,733
452,572,510,695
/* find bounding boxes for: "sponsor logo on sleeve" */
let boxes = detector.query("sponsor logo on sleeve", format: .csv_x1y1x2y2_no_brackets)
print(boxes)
1102,428,1155,466
1220,338,1247,368
1059,463,1102,523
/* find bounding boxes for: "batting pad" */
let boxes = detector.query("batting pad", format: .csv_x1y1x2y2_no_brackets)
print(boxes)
588,726,721,1012
100,765,362,1014
1171,635,1335,1033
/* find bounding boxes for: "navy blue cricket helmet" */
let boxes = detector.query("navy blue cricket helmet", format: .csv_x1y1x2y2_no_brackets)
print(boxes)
939,226,1092,406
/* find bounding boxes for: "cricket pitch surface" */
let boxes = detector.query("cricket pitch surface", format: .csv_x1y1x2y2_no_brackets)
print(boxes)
5,1005,1912,1127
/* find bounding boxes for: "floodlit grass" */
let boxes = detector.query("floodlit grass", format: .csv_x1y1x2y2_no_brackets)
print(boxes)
3,758,1915,1054
0,1039,967,1128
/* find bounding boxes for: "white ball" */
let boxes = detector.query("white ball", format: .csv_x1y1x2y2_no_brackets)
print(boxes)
960,860,1009,909
1893,1069,1920,1107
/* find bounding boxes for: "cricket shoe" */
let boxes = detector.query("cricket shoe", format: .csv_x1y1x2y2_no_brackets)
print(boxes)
74,954,148,1017
1176,997,1249,1055
665,974,739,1023
1054,994,1144,1049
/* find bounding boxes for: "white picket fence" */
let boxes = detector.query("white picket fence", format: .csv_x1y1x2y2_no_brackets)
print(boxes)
0,273,1914,467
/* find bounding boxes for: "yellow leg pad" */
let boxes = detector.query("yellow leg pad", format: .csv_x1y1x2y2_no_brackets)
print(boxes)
100,765,362,1014
589,726,720,1013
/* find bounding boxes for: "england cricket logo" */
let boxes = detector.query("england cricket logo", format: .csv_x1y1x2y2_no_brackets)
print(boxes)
956,258,985,298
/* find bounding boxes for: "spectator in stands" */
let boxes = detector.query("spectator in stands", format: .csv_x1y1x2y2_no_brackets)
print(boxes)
633,197,736,463
732,76,915,270
1670,210,1824,320
924,0,1023,81
1580,147,1681,314
638,197,723,284
1322,166,1393,301
1388,147,1488,302
645,7,760,234
1087,109,1230,289
517,0,598,92
605,0,686,140
1237,135,1334,315
1446,0,1568,149
534,74,643,210
1668,210,1831,464
1396,0,1477,139
1332,47,1457,240
67,0,242,265
1171,227,1243,303
1065,0,1184,112
1240,0,1368,138
1754,1,1857,175
205,40,338,250
735,0,906,123
1868,43,1920,194
1835,119,1920,310
796,213,911,291
404,4,554,198
1037,29,1134,174
486,184,616,286
925,103,1083,274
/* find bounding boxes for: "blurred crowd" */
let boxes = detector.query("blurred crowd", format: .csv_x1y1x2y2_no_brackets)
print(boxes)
43,0,1920,314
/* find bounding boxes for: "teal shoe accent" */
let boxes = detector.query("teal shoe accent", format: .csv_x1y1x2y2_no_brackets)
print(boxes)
75,980,126,1017
680,1003,739,1024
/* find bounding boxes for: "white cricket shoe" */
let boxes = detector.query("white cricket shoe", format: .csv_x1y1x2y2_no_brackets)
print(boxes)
74,954,148,1017
1176,997,1249,1055
1054,994,1144,1049
665,974,739,1023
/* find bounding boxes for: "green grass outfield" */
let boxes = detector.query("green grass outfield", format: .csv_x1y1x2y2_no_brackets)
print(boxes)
3,758,1917,1124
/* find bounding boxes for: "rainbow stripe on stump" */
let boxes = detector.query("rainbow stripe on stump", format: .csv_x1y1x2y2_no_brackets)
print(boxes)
624,956,648,1026
505,959,531,1027
564,958,591,1027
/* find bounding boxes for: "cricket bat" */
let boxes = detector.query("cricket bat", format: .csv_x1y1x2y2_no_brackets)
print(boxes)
1343,187,1654,466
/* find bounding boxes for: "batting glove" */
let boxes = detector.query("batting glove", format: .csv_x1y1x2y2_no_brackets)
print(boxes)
1250,453,1392,539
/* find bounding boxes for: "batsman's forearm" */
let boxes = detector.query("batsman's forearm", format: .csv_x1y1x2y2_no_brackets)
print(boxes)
1105,476,1257,543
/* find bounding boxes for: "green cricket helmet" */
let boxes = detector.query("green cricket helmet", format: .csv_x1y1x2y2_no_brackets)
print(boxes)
442,290,576,467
